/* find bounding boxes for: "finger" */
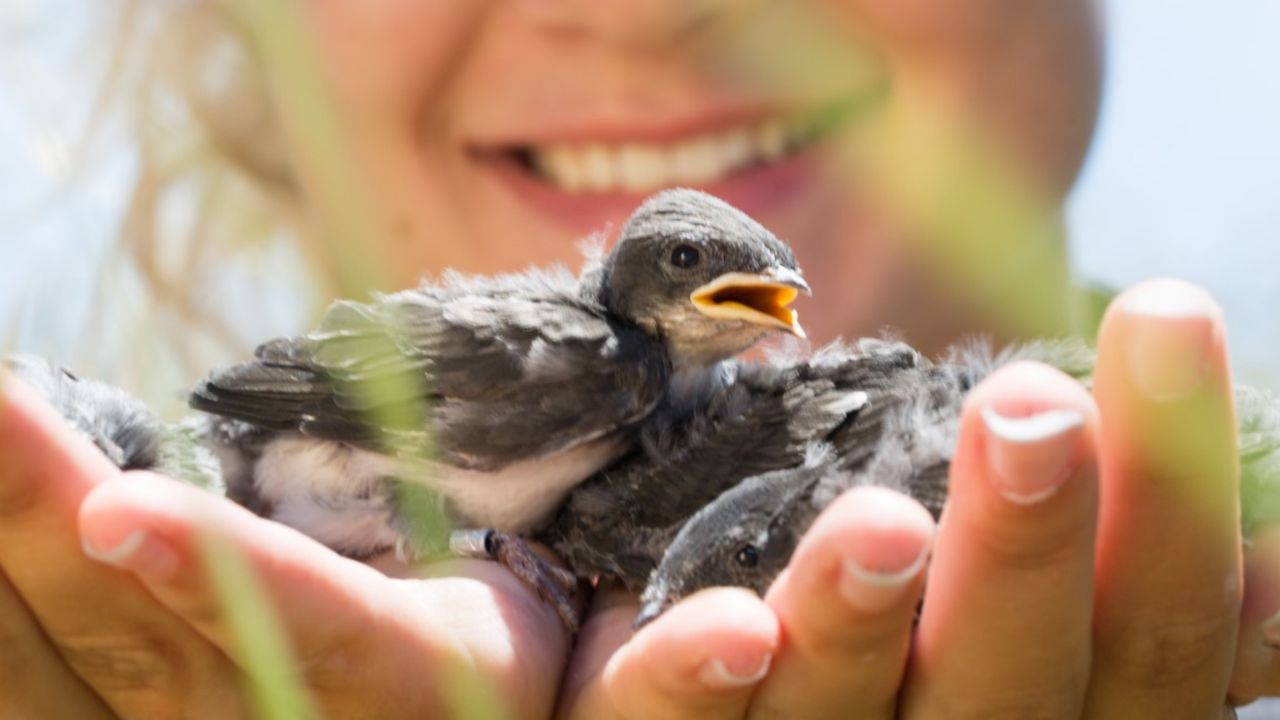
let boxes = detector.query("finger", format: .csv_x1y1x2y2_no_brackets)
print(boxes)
1230,526,1280,703
0,371,245,717
79,470,569,720
1086,279,1241,717
903,361,1099,718
750,486,933,719
0,569,115,718
560,587,779,720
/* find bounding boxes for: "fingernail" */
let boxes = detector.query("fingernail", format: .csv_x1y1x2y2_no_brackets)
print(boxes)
840,541,930,613
1121,280,1217,402
982,406,1085,504
82,527,179,580
698,652,772,689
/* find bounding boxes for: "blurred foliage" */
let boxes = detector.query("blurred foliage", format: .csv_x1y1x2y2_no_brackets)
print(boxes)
186,0,470,716
201,531,320,720
221,0,388,301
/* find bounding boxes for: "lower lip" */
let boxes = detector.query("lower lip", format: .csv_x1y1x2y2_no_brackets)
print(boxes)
472,145,831,236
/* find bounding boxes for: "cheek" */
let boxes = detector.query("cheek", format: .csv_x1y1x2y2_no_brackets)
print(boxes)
298,1,483,124
262,3,497,283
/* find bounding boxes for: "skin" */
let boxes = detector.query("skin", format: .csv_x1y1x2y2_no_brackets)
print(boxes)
287,0,1098,350
1,1,1276,718
0,283,1267,718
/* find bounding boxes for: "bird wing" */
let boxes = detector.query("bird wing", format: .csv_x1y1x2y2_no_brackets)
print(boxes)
191,275,669,470
901,460,950,519
547,353,906,584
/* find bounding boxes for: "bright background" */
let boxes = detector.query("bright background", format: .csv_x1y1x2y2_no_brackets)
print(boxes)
1068,0,1280,388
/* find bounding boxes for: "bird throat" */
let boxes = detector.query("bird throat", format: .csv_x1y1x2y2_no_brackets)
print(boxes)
665,360,736,420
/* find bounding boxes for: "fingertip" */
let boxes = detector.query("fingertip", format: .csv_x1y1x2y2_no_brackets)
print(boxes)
1097,279,1230,407
783,486,934,613
78,473,201,579
79,472,199,540
1092,276,1237,507
952,363,1100,527
962,360,1097,421
809,485,936,565
1109,278,1223,324
631,587,780,670
0,372,120,513
0,370,65,440
749,489,928,719
607,588,778,703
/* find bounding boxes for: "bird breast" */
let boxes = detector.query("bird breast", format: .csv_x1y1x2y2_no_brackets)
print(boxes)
430,437,629,532
251,434,629,554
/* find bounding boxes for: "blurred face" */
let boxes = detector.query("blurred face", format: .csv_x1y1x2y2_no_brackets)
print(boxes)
284,0,1101,351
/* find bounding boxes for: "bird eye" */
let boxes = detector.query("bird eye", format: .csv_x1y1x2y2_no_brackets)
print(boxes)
735,545,760,568
669,244,701,269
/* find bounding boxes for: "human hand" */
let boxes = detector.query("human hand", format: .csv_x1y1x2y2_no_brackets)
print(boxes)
558,278,1248,719
904,278,1241,718
0,372,570,719
557,482,934,720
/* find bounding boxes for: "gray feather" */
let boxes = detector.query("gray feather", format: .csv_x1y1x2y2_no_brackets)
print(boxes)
543,337,960,589
189,188,810,559
634,339,1280,623
549,336,1119,596
3,355,222,490
193,268,669,470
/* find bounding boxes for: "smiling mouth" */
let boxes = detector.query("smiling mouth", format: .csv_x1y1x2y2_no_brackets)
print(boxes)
481,98,864,195
690,270,809,337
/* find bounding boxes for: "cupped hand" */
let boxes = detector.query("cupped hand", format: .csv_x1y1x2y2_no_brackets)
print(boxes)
559,278,1251,719
558,485,935,720
0,372,570,719
1,277,1265,720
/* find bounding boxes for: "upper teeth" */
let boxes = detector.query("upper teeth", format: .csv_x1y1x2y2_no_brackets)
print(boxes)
531,116,817,194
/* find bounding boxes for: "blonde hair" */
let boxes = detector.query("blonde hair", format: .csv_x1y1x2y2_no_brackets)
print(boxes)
33,1,329,413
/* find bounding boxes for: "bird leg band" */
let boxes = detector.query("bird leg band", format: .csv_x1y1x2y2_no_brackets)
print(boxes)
449,529,587,635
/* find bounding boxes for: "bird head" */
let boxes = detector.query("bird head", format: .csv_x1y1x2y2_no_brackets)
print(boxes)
634,464,820,628
600,189,810,368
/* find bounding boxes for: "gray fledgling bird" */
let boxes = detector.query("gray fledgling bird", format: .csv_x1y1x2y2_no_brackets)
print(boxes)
541,337,925,588
635,361,1280,626
189,188,809,630
3,355,222,489
636,411,953,625
543,337,1090,598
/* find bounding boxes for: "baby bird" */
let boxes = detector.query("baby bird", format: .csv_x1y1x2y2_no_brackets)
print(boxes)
635,360,1280,625
189,189,809,631
542,338,919,588
3,355,222,489
544,337,1091,598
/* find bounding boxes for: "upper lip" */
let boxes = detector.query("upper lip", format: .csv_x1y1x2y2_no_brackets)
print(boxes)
469,104,785,148
466,94,865,150
690,266,810,337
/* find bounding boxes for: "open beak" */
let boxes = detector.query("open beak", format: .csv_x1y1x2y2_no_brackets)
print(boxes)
690,267,811,338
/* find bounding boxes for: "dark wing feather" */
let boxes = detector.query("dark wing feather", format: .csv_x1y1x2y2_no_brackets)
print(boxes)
191,273,669,470
545,341,928,585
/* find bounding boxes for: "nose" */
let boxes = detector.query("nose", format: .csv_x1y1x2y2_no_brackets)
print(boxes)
513,0,736,49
